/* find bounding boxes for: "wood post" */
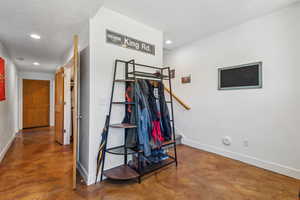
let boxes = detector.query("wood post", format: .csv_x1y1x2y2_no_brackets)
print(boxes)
72,35,79,189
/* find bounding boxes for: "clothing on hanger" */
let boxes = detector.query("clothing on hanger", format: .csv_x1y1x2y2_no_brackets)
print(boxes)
122,79,172,159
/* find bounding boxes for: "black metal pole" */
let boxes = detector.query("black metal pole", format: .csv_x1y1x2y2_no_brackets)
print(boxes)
100,60,118,182
124,62,129,165
167,67,178,166
132,60,142,183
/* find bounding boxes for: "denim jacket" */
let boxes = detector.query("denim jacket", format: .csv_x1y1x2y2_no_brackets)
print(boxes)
135,80,152,156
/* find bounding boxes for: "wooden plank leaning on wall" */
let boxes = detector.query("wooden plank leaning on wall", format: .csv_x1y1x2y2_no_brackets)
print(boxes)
72,35,79,189
164,87,191,110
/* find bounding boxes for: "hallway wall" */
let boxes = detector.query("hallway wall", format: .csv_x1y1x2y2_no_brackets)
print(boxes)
164,4,300,179
78,47,90,182
18,71,55,129
0,41,18,162
86,7,163,184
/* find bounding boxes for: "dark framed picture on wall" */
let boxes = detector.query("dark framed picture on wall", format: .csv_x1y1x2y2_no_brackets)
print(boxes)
218,62,262,90
0,57,5,101
181,75,191,84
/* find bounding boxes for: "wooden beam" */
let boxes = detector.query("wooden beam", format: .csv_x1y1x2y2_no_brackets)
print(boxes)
164,87,191,110
72,35,79,190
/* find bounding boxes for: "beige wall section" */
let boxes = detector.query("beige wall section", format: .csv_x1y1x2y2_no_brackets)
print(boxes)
87,7,163,185
164,4,300,179
0,41,18,162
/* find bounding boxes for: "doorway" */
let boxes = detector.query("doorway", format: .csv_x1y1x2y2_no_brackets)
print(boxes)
22,79,50,129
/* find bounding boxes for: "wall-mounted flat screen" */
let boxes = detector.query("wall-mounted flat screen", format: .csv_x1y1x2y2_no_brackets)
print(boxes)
218,62,262,90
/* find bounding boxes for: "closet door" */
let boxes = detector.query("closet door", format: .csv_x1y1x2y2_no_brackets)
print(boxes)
23,79,50,129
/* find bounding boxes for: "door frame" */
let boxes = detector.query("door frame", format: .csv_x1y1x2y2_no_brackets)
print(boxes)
18,72,55,130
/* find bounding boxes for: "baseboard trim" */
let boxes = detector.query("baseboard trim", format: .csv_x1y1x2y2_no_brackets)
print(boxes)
183,137,300,180
0,134,16,163
77,161,88,184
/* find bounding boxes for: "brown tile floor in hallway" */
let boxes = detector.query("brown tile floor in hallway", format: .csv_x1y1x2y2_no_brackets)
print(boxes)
0,127,299,200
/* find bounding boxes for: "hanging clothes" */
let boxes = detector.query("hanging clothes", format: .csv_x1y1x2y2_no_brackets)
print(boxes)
122,84,133,123
145,81,164,146
123,83,137,148
123,79,172,158
145,81,160,121
158,82,172,141
135,80,152,157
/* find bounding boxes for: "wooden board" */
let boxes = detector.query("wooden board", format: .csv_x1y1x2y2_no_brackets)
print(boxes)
110,123,137,128
72,35,79,189
23,79,50,129
103,165,140,180
55,68,64,144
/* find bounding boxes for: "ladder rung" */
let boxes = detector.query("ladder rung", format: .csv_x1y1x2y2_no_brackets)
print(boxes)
128,71,169,79
114,79,135,82
112,102,136,105
162,140,176,147
110,123,137,129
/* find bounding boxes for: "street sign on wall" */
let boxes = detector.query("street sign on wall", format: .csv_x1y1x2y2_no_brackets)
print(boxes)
106,30,155,55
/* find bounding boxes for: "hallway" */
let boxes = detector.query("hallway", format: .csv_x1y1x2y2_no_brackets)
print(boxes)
0,128,298,200
1,1,300,199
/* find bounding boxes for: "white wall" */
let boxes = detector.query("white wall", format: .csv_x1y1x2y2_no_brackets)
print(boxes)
63,67,72,145
0,42,18,162
18,71,55,129
78,47,90,182
60,23,90,68
164,4,300,179
84,7,163,184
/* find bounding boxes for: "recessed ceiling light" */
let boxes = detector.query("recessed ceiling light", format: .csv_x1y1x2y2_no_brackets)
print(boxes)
30,34,41,40
165,40,173,45
33,62,40,66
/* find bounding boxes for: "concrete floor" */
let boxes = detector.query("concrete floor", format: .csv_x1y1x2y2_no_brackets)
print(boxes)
0,127,299,200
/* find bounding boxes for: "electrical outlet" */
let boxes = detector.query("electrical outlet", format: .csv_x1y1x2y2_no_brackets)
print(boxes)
222,136,232,146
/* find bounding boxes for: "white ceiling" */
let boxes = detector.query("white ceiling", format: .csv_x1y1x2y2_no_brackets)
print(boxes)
104,0,300,50
0,0,299,72
0,0,103,73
